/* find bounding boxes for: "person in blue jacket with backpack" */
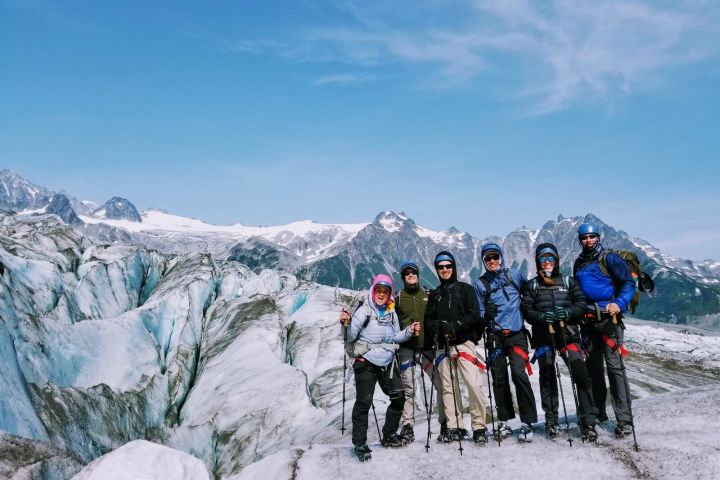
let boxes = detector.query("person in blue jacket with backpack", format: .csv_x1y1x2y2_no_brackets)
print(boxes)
573,223,636,438
473,243,538,442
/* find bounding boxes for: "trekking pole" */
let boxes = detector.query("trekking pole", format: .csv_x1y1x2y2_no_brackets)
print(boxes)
612,315,639,452
549,323,572,447
418,348,431,452
482,332,500,447
558,321,583,441
424,335,438,452
341,318,349,436
443,333,464,456
371,401,382,441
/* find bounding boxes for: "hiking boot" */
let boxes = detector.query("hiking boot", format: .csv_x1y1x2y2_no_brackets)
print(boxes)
494,421,513,439
582,424,598,443
473,428,487,445
458,428,469,438
614,422,633,438
518,423,534,443
546,423,560,439
399,424,415,443
354,444,372,462
437,428,463,443
381,434,406,448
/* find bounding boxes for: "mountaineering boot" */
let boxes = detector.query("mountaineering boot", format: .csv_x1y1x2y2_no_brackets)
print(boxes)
381,434,406,448
399,424,415,444
437,428,463,443
582,424,598,443
614,422,633,438
473,428,487,445
518,423,534,443
545,423,560,439
354,444,372,462
494,421,513,439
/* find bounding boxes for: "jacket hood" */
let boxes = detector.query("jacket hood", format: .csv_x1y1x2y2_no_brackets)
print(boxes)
368,273,395,309
535,242,560,277
434,250,457,284
481,243,504,273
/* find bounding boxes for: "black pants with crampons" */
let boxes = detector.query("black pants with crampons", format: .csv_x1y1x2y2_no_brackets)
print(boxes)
352,359,405,446
487,331,538,425
537,343,598,428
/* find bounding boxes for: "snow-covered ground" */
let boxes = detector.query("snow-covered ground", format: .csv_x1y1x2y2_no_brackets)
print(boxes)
236,384,720,480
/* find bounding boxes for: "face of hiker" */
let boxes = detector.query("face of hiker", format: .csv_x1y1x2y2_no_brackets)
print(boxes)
402,268,419,287
580,233,599,250
538,253,556,276
435,262,453,281
374,285,391,305
483,252,501,272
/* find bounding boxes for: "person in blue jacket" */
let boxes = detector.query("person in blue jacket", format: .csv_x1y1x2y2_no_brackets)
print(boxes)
573,223,636,437
473,243,538,442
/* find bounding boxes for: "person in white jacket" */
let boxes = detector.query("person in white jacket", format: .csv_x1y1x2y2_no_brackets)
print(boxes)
340,273,420,461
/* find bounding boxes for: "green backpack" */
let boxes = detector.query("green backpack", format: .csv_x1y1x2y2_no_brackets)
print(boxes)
597,249,655,314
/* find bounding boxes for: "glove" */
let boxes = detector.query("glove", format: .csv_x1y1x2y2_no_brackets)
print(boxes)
485,303,498,322
438,320,456,337
539,311,556,324
554,306,569,322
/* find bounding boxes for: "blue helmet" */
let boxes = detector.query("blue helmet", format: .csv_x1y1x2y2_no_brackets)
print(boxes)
399,260,419,275
577,223,600,239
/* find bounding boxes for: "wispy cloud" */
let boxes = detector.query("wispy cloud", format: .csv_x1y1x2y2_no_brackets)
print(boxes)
233,0,720,113
311,73,379,86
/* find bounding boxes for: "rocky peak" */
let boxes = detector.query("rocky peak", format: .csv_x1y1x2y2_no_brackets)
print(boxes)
93,197,142,222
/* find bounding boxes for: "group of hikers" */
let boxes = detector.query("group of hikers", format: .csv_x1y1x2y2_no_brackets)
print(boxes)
339,223,639,461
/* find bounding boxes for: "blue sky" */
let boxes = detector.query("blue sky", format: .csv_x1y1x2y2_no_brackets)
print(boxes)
2,0,720,260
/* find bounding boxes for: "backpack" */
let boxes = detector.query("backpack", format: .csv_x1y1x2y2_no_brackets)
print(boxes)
575,249,655,314
343,298,371,358
478,268,522,306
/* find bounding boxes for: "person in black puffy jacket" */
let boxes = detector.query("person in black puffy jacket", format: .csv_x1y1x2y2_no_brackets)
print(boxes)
521,243,599,441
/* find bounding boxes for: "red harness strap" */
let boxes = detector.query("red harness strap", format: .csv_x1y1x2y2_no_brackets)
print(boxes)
511,346,533,376
602,335,630,357
457,351,486,371
559,343,581,355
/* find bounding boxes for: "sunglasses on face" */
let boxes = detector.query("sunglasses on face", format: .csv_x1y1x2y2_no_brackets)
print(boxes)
436,264,453,271
402,270,418,277
483,254,500,262
539,255,556,263
579,234,599,241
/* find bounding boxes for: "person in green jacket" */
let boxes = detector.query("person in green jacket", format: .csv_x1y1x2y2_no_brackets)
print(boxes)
394,260,446,443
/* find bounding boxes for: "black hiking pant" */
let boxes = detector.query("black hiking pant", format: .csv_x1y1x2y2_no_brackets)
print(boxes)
352,358,405,446
583,320,632,424
537,341,598,428
487,331,538,424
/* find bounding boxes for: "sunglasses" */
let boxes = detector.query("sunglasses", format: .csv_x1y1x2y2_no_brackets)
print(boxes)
436,264,453,271
402,269,418,276
579,234,599,241
539,255,556,263
483,253,500,262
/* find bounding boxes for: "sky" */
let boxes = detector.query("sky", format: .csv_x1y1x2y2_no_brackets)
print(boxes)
1,0,719,260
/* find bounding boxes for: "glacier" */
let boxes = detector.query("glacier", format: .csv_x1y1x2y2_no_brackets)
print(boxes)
2,210,720,479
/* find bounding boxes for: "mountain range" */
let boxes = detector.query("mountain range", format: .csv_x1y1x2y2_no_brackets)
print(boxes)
2,168,719,327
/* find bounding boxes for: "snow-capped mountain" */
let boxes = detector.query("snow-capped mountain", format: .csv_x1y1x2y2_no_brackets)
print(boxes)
1,210,719,479
92,196,142,222
2,170,719,326
0,168,53,211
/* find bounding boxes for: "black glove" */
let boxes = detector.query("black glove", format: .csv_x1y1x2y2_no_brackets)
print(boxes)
485,303,498,322
438,320,455,338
